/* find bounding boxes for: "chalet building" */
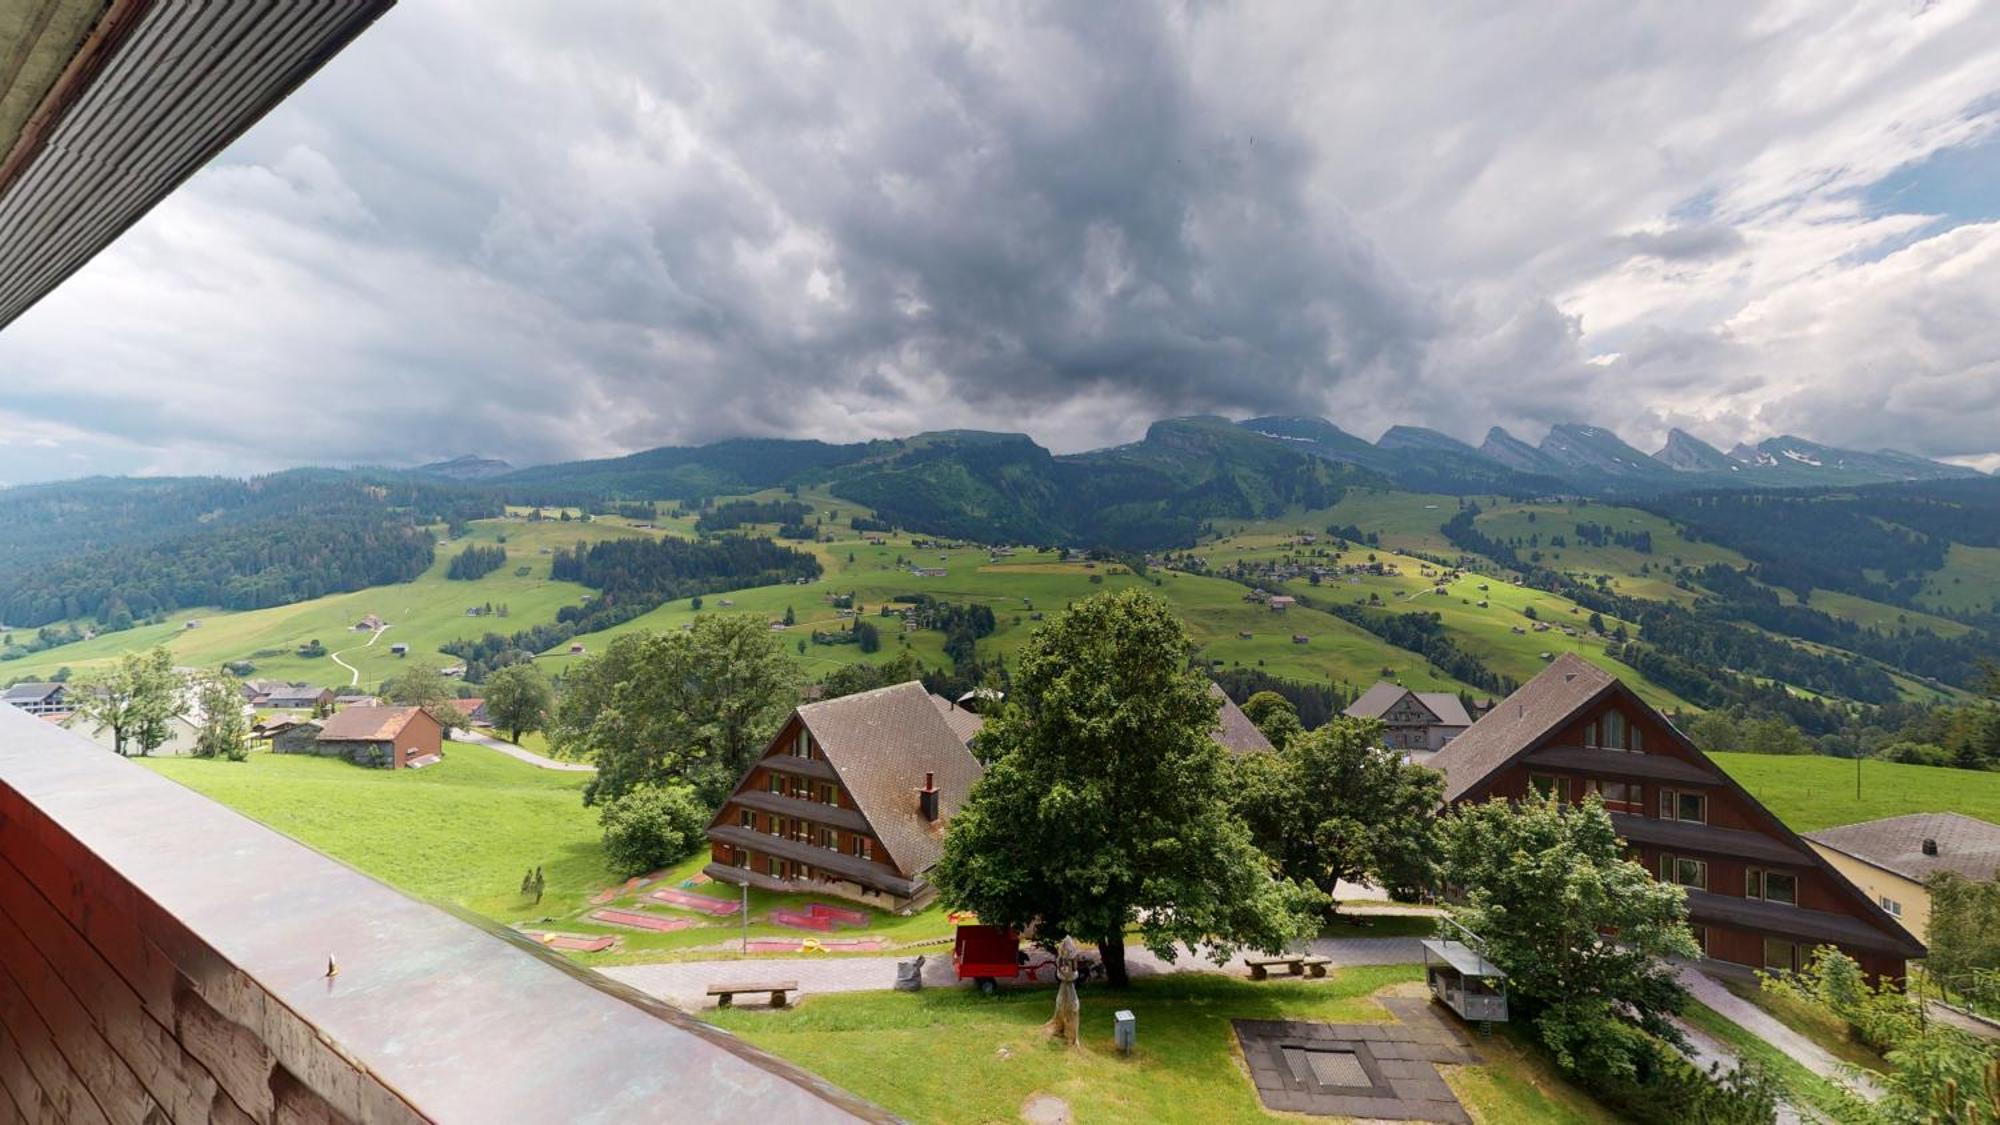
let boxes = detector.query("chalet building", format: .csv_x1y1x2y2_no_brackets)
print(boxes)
2,681,69,716
705,679,1275,911
1805,813,2000,944
704,681,984,912
295,706,443,769
1427,655,1923,980
1345,683,1473,758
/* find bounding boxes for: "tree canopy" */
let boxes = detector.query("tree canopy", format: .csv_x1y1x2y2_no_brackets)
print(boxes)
1233,717,1443,912
73,648,179,756
1438,794,1697,1079
552,613,799,806
482,663,553,743
932,588,1315,986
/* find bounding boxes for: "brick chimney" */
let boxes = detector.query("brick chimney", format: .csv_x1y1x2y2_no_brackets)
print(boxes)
918,771,939,822
1922,837,1939,856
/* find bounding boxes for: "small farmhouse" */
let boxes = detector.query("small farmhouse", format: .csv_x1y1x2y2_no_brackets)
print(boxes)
2,682,69,716
447,697,490,726
268,721,323,752
1344,682,1474,758
1427,654,1924,980
258,685,335,713
299,706,443,769
704,681,983,911
1805,813,2000,944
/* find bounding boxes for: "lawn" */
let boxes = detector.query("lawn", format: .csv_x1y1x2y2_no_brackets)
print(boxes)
1917,544,2000,615
141,740,611,921
1710,751,2000,832
710,971,1614,1124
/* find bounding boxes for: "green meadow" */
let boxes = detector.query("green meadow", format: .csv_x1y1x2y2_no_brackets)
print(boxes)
1711,751,2000,832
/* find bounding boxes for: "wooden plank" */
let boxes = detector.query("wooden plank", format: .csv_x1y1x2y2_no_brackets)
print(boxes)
0,918,160,1125
0,1032,52,1125
0,968,109,1125
171,980,275,1122
0,857,236,1123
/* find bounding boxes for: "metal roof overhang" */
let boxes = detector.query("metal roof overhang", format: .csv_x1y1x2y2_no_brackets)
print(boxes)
0,0,395,330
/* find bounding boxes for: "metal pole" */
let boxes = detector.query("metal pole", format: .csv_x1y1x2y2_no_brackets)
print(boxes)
1856,752,1861,801
741,880,750,953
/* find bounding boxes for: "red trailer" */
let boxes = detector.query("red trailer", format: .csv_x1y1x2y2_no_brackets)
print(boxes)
952,925,1022,993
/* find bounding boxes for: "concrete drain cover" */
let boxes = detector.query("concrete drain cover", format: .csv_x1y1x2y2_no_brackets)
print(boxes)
1290,1047,1369,1088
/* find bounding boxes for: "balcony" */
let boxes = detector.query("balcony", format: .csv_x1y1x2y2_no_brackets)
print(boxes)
1683,889,1922,957
707,825,919,898
1522,745,1715,784
759,754,839,781
729,788,871,833
0,707,885,1122
1609,811,1809,866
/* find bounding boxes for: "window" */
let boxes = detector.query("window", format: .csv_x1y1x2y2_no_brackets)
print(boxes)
1584,720,1599,748
1630,726,1643,752
1675,857,1708,890
768,773,783,795
1660,788,1706,823
1763,939,1800,973
1689,925,1707,954
1746,869,1797,905
1603,711,1627,750
1529,773,1566,801
1582,779,1642,814
740,809,755,830
849,835,873,861
793,728,809,757
1658,854,1706,889
1880,896,1902,917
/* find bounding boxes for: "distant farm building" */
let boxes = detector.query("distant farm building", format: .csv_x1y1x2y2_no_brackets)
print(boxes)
302,706,443,769
2,682,69,716
1267,596,1296,612
1344,683,1474,758
257,686,335,713
355,614,385,631
390,643,410,656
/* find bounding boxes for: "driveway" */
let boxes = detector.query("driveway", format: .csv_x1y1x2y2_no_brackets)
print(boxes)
459,730,596,772
1673,962,1882,1102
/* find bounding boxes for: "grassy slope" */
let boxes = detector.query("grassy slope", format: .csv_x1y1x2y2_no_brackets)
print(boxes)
3,515,649,687
1680,999,1875,1125
141,741,610,921
1711,751,2000,832
711,972,1613,1124
1917,543,2000,615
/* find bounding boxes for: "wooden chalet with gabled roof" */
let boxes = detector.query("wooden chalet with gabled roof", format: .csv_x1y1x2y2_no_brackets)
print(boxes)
704,681,984,912
1344,681,1473,757
1428,654,1924,980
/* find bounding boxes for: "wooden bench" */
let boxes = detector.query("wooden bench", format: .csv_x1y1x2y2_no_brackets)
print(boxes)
1245,956,1331,981
707,980,799,1008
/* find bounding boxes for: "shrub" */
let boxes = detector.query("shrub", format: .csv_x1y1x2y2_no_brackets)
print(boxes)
598,783,709,877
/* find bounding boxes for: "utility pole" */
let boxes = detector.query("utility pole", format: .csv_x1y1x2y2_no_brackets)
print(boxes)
741,880,750,953
1856,751,1862,801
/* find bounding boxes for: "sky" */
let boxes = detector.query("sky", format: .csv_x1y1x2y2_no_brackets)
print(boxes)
3,0,2000,482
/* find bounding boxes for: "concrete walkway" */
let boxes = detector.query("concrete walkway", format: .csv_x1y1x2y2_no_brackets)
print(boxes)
1673,963,1882,1102
458,730,596,772
1667,1014,1807,1125
600,935,1427,1009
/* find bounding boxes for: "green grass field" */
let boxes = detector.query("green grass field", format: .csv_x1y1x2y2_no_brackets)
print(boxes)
1917,544,2000,615
711,972,1612,1124
1711,751,2000,832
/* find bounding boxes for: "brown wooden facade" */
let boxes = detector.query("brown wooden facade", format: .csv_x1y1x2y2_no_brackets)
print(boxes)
1440,659,1922,981
706,713,930,908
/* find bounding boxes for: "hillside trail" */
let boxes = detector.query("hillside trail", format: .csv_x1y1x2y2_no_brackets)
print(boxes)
328,625,388,687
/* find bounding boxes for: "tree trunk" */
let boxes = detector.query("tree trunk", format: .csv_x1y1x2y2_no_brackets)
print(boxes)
1098,937,1129,988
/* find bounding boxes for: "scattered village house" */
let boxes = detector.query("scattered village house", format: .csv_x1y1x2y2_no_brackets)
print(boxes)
256,685,336,713
1426,654,1923,980
65,710,202,756
1344,682,1474,760
2,681,69,716
1804,812,2000,944
704,680,1270,911
447,697,491,726
285,706,443,769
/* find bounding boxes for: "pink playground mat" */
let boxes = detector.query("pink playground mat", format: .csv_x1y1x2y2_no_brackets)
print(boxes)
650,887,740,916
589,909,695,933
520,930,618,953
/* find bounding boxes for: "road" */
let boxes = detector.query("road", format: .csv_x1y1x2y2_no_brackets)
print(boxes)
458,729,596,772
328,625,387,687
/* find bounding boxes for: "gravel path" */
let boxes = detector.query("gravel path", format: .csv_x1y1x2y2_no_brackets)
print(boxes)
600,936,1427,1009
459,730,596,772
1673,963,1882,1102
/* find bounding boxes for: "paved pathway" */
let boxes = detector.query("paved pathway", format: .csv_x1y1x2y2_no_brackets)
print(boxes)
1926,999,2000,1041
1667,1014,1807,1125
1673,963,1882,1102
458,730,596,772
601,936,1427,1009
327,625,387,687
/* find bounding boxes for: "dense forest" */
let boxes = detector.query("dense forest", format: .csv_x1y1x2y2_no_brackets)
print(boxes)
446,543,508,581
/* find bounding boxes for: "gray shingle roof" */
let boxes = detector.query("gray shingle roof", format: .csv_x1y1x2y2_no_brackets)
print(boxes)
1344,682,1473,728
931,694,986,744
1806,812,2000,884
1424,654,1615,801
799,681,983,877
1208,683,1274,755
1,682,61,703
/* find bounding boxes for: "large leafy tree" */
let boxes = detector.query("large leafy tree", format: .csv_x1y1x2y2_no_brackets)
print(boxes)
383,661,468,735
552,613,799,807
1239,690,1305,749
932,589,1316,987
190,671,250,761
75,648,180,756
1234,718,1444,914
1438,794,1698,1079
482,663,553,743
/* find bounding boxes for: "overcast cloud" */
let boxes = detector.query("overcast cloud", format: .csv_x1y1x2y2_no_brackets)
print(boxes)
2,0,1999,481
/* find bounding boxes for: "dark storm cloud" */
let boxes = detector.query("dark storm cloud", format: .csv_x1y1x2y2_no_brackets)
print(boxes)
0,0,1998,481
